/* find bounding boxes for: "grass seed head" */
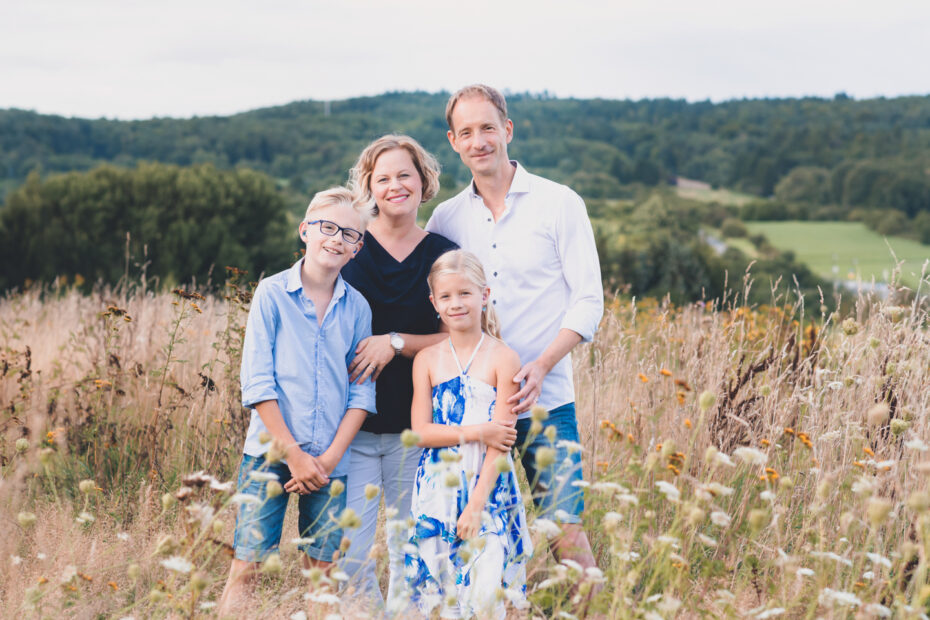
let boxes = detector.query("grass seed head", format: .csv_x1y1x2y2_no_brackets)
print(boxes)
364,483,380,501
15,438,29,453
867,403,890,427
400,429,421,448
699,391,716,412
266,480,283,498
329,479,345,497
17,511,37,528
867,496,893,526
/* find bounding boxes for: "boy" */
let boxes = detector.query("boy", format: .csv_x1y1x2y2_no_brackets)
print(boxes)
218,187,376,614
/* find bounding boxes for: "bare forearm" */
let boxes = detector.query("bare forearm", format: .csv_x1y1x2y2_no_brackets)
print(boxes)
320,408,367,471
467,446,505,510
395,332,447,359
537,328,583,373
413,422,483,448
254,400,300,448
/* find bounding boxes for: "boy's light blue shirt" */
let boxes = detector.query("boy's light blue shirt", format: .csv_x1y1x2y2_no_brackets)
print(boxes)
240,259,376,477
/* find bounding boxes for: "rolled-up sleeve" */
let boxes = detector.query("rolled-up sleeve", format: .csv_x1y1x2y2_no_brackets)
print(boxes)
240,280,280,408
346,296,377,415
556,191,604,342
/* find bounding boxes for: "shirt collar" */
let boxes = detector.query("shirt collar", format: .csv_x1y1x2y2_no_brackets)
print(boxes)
468,160,530,198
285,258,347,301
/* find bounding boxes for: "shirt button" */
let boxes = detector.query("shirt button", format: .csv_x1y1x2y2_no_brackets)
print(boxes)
492,243,497,249
492,300,497,305
493,272,498,277
487,217,491,222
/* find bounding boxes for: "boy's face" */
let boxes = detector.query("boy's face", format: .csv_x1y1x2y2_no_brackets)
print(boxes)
298,204,364,275
447,95,513,177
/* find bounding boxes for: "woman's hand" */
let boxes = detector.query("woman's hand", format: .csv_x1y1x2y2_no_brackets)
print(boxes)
456,504,482,540
349,334,395,383
478,422,517,451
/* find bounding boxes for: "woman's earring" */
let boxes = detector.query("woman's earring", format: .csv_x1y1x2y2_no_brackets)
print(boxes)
437,313,441,319
482,306,487,312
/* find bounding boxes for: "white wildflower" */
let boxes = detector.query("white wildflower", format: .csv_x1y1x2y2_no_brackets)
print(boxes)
61,565,77,582
706,482,735,496
531,518,562,538
874,459,896,470
231,493,261,506
756,609,786,619
698,534,717,546
75,511,95,524
331,570,349,582
797,567,815,577
36,552,47,560
657,595,682,614
826,381,844,390
210,479,235,493
866,552,892,568
11,555,22,566
852,476,877,496
906,438,929,452
161,556,193,573
117,532,130,541
554,509,572,522
710,511,732,527
863,603,892,618
585,567,606,583
819,430,842,442
571,480,590,488
199,602,217,610
248,470,280,482
289,612,307,620
560,559,584,575
811,551,853,566
591,481,628,494
556,439,584,454
819,587,861,607
760,490,776,501
615,550,641,561
307,592,340,605
734,446,767,465
656,535,680,548
862,570,875,580
713,451,736,467
656,480,681,503
618,493,640,506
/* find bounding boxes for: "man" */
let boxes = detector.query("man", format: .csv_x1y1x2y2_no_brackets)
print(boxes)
426,84,604,573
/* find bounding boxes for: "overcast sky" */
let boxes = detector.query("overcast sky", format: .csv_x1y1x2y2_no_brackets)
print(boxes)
2,0,929,120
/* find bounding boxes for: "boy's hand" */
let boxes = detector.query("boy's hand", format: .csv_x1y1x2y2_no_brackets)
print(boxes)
349,335,394,384
283,448,329,494
478,422,517,451
456,505,482,540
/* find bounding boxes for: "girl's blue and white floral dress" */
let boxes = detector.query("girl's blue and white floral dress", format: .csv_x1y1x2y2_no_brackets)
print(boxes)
403,335,532,619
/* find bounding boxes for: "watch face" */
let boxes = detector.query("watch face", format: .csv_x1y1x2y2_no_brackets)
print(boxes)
390,334,404,350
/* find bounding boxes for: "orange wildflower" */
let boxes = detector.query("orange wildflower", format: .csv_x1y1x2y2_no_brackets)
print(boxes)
853,461,865,469
108,581,118,591
761,439,771,447
863,446,875,457
638,373,649,383
660,368,672,377
674,379,692,392
784,427,795,435
684,418,692,429
676,392,686,405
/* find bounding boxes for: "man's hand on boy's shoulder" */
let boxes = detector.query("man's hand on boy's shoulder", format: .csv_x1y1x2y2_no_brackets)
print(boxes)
283,447,329,494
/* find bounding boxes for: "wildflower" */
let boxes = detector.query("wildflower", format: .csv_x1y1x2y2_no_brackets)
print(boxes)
734,446,767,466
338,507,361,529
655,480,680,503
866,403,890,427
329,479,345,497
127,564,141,581
686,505,706,526
17,512,37,528
677,392,686,405
544,425,557,443
535,447,557,469
261,553,282,575
160,556,193,574
75,511,95,525
266,480,283,498
154,534,178,556
862,603,892,618
755,609,786,619
258,431,272,444
108,580,119,591
531,406,549,422
248,470,280,482
909,491,930,512
712,449,735,468
364,483,380,501
883,306,905,323
674,378,692,391
748,509,769,534
400,429,421,448
796,567,814,577
556,439,583,454
841,318,859,335
638,373,649,383
905,438,929,452
866,496,893,526
531,518,563,538
818,588,861,607
38,447,54,466
603,512,623,534
698,534,717,546
890,419,911,436
865,552,892,569
265,439,288,463
684,418,692,428
760,490,775,502
660,368,672,377
710,511,732,527
15,438,29,453
699,391,716,412
231,493,261,506
863,446,875,457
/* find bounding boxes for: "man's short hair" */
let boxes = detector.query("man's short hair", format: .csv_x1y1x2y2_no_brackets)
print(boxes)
304,186,373,231
445,84,508,132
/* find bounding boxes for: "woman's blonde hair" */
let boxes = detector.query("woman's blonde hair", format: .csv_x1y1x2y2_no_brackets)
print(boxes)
304,186,373,231
427,250,501,339
348,134,441,215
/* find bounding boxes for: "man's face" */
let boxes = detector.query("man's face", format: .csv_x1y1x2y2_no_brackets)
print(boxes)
447,95,513,177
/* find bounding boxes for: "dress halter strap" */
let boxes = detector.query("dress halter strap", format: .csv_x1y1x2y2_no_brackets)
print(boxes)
448,333,485,376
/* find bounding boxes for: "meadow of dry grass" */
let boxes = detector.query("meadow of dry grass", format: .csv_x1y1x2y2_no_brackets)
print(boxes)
2,273,930,619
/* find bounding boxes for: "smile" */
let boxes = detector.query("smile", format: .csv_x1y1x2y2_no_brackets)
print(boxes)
387,194,409,203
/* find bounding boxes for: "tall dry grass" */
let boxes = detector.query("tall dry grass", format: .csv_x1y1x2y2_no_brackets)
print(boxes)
1,273,929,619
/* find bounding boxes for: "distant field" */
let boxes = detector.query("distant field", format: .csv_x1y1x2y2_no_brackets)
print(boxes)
747,221,930,289
675,185,757,206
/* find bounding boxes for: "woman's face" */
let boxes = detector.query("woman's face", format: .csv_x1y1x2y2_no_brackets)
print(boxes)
369,148,423,219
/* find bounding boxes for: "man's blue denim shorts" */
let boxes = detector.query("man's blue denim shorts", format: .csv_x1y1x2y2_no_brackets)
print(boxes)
232,454,346,563
515,402,584,524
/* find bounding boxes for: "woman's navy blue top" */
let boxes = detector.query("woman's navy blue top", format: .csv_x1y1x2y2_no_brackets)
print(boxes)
341,230,458,434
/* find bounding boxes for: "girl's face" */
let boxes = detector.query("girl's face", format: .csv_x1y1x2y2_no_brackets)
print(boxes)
369,148,423,219
430,272,489,333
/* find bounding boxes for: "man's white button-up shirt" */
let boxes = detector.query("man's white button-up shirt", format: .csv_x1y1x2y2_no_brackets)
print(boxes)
426,162,603,417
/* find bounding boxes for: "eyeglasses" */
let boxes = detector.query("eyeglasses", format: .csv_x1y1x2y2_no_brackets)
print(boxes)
305,219,364,244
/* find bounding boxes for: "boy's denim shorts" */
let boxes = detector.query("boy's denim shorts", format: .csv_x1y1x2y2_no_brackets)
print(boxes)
232,454,346,563
515,402,584,524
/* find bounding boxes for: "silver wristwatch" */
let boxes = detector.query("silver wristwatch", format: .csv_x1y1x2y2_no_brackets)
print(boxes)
389,332,405,357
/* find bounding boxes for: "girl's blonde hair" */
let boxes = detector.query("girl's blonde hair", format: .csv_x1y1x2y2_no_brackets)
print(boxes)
348,134,441,215
428,250,501,340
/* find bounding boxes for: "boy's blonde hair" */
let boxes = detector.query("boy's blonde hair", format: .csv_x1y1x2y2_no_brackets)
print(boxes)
348,135,441,215
428,250,501,339
304,186,373,231
445,84,508,133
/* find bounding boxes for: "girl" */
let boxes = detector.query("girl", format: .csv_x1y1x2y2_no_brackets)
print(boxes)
403,250,533,619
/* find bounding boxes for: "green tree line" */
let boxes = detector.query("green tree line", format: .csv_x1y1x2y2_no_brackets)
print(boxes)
3,92,930,213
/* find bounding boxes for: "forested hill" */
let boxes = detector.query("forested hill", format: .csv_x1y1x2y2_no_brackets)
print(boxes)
4,92,930,213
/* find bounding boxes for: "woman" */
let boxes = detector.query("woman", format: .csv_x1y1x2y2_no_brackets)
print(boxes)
339,135,457,611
